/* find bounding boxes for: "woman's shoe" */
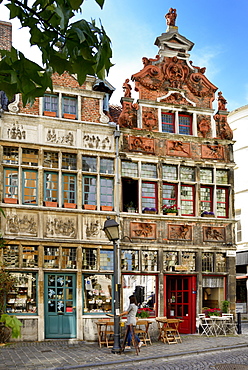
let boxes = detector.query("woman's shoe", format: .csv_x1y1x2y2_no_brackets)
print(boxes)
125,346,131,350
138,341,144,348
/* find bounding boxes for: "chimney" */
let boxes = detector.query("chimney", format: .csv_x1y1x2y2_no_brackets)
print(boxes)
0,20,12,51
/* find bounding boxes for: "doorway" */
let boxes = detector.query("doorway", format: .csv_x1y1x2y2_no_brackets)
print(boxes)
44,273,76,338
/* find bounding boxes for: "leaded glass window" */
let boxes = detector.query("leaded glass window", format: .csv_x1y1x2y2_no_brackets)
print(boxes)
162,164,177,180
202,252,214,272
3,245,19,267
216,170,228,184
141,163,157,178
163,251,178,272
141,251,157,271
44,247,59,268
22,246,38,268
22,149,38,166
200,168,213,183
122,161,138,177
62,153,77,170
82,248,97,270
62,248,77,269
100,250,114,270
43,151,59,168
121,250,139,271
82,156,97,172
100,158,114,174
180,166,195,181
3,147,19,164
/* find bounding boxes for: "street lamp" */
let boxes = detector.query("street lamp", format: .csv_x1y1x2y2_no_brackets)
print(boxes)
103,216,121,354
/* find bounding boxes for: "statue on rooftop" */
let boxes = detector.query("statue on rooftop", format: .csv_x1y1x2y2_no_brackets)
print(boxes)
165,8,177,26
122,78,132,98
217,91,227,111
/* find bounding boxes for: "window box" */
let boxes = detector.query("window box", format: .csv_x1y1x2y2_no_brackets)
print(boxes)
4,198,18,204
143,210,156,214
44,201,58,207
64,203,77,209
83,204,97,210
43,111,56,117
63,113,76,120
101,205,113,211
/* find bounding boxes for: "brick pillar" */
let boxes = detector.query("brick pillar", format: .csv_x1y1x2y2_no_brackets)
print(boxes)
0,20,12,51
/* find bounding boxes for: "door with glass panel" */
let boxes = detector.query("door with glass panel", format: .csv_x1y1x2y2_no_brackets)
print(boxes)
44,273,76,338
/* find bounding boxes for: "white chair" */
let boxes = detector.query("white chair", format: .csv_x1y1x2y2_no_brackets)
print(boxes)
198,314,215,336
222,314,236,334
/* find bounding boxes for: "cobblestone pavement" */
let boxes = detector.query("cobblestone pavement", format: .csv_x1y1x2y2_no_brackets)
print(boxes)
0,324,248,370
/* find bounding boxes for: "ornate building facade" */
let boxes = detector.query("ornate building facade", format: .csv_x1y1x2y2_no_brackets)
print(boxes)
0,10,236,341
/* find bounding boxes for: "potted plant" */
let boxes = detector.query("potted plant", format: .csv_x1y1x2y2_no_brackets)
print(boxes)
143,207,157,214
162,204,179,215
126,201,136,213
221,300,230,313
201,211,215,217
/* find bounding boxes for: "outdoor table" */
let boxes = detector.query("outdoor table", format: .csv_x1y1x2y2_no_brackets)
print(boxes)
200,316,234,336
156,317,183,344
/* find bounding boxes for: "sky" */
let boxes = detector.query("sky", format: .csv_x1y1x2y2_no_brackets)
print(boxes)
1,0,248,112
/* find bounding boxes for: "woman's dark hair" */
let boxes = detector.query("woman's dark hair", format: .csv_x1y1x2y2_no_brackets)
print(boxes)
129,295,137,305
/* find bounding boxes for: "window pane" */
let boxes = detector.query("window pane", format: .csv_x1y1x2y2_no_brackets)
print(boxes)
62,153,77,170
141,251,158,271
200,168,213,183
200,186,212,212
180,166,195,181
181,185,194,215
63,174,76,204
3,147,18,164
216,187,228,217
22,148,38,166
100,158,114,174
121,250,139,271
162,164,177,180
43,152,59,168
216,253,226,272
216,170,228,184
6,272,37,314
63,96,77,116
44,94,58,113
22,246,38,268
4,168,18,199
82,156,97,172
179,114,192,135
44,247,59,268
100,177,113,206
44,172,58,202
82,248,97,270
122,161,138,177
181,252,195,271
163,251,178,272
142,182,156,209
83,274,112,313
83,176,97,205
23,170,38,205
162,112,174,133
62,248,77,269
3,245,19,267
100,250,114,270
162,183,177,207
202,252,213,272
141,163,157,178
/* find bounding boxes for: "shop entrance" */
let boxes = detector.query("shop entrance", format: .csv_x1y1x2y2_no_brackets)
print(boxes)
44,273,76,338
165,275,196,334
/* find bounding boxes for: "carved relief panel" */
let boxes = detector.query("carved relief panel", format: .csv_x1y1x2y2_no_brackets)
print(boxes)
5,212,38,236
130,222,156,239
201,144,224,159
82,133,113,151
167,140,190,157
197,115,211,138
142,107,158,131
203,227,225,242
168,224,192,240
3,121,36,142
44,215,77,238
83,216,102,240
46,128,75,146
128,136,155,154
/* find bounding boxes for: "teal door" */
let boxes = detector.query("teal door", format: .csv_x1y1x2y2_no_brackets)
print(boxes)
45,273,76,338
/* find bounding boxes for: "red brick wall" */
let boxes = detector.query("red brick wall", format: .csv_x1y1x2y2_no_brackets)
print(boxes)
81,97,100,122
0,21,12,51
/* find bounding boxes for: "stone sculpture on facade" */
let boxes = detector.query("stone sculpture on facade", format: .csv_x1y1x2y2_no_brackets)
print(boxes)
122,78,132,98
6,214,37,235
217,91,227,111
165,8,177,26
7,122,26,140
118,101,138,128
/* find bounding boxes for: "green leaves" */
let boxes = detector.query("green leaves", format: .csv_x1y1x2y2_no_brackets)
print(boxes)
0,0,112,106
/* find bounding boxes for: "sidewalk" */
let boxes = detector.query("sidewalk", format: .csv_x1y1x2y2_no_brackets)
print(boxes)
1,333,248,370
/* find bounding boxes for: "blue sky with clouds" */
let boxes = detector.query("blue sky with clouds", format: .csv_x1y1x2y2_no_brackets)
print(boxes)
1,0,248,111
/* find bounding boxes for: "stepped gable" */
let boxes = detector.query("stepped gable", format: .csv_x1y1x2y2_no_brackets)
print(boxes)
131,11,217,109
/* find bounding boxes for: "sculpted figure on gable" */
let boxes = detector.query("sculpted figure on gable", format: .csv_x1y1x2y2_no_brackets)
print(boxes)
198,115,211,138
118,101,138,128
142,108,158,131
217,91,227,111
122,78,132,98
165,8,177,26
214,114,233,140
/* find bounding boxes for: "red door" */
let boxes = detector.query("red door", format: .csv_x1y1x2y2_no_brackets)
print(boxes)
165,275,196,334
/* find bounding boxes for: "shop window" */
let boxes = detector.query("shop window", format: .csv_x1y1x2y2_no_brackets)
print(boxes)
200,168,213,183
62,153,77,170
6,272,37,314
100,158,114,174
162,183,177,208
4,168,18,201
216,187,228,218
142,182,157,210
180,184,194,215
100,177,113,207
180,166,195,181
62,174,76,205
44,247,59,268
3,245,19,267
100,250,114,270
163,251,178,272
22,246,38,268
216,253,226,272
82,156,97,172
121,250,139,271
62,248,77,269
202,276,225,309
179,114,192,135
141,163,157,178
43,94,58,116
122,161,138,177
122,178,138,212
83,274,112,314
161,112,175,133
200,186,213,213
43,151,59,168
82,248,97,270
122,274,157,316
82,175,97,205
3,147,19,164
162,164,177,180
22,170,38,205
216,169,228,184
202,252,214,272
181,252,195,271
62,96,77,118
44,172,58,203
22,148,38,166
141,251,158,271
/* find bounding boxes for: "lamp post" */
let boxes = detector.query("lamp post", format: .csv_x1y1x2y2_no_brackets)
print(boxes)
103,216,121,354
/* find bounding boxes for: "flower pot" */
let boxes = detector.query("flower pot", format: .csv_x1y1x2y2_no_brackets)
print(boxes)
43,111,57,117
202,214,214,217
84,204,97,210
4,198,18,204
64,203,77,209
164,212,178,216
127,207,136,213
101,205,113,211
143,210,156,214
63,113,76,120
44,201,58,207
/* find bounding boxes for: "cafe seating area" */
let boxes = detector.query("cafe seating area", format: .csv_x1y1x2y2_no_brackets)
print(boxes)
198,313,237,336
